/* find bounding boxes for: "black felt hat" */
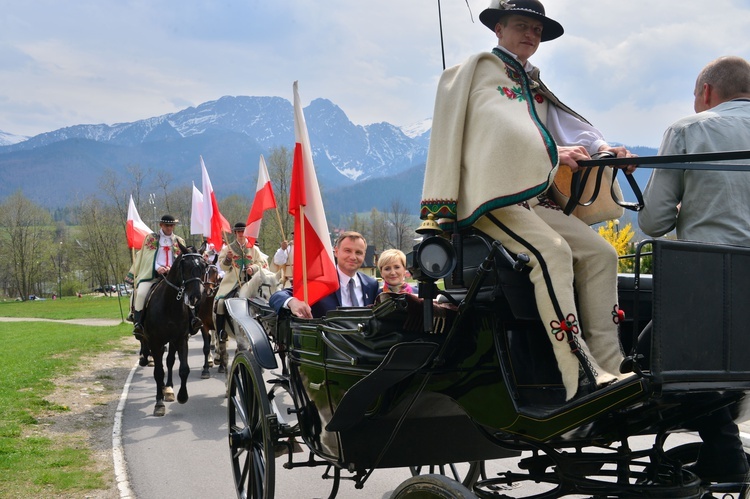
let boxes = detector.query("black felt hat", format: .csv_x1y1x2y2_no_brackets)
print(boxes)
158,215,179,225
479,0,563,42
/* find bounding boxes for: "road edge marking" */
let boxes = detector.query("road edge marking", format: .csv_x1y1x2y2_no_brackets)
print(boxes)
113,361,139,498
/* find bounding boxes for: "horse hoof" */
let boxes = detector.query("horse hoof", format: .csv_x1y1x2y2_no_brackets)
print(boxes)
218,365,226,374
138,356,149,367
154,404,166,417
201,370,210,379
163,387,176,402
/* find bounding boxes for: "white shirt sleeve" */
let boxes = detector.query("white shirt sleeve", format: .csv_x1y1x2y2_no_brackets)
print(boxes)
546,104,608,155
273,248,288,266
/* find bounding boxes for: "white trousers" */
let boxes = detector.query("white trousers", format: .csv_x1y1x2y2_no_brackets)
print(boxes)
474,196,625,399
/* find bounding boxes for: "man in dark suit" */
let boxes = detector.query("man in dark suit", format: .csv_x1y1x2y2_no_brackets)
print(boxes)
269,231,379,318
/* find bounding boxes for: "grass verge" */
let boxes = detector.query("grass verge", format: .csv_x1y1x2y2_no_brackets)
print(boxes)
0,295,128,321
0,300,130,497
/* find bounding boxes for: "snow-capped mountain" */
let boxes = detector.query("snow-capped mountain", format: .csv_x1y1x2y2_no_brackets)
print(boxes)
1,96,430,204
0,129,28,146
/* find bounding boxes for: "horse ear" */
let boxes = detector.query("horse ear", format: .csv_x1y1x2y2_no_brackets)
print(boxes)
198,240,207,254
178,241,189,254
211,254,218,265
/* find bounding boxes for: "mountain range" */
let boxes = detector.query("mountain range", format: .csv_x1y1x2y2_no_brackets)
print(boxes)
0,95,654,219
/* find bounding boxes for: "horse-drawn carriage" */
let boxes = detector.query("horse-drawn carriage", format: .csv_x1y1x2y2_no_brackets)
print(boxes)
221,215,750,498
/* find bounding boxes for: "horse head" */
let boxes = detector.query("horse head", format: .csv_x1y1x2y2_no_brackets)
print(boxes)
202,262,221,298
238,268,283,301
165,243,207,308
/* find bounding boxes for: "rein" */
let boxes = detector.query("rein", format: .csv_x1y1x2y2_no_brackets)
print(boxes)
163,252,205,301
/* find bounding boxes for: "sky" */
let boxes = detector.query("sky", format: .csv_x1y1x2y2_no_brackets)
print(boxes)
2,0,750,147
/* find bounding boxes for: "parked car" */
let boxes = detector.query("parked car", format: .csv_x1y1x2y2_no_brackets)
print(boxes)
93,285,117,293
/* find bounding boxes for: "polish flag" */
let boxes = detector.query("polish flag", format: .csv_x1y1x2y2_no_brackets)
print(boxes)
126,195,152,249
244,154,277,246
200,156,230,250
190,182,204,235
290,81,339,305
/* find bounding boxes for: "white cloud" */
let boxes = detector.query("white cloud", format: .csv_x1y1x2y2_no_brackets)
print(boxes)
1,0,749,147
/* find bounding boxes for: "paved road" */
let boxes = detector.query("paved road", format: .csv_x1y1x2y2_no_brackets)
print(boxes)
120,335,750,499
120,335,416,499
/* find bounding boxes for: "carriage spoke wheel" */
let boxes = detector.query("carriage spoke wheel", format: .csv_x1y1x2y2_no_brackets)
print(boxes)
228,352,274,498
409,462,482,488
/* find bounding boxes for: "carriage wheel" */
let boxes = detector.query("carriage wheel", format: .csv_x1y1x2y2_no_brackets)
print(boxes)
228,351,275,498
391,474,475,498
409,462,482,488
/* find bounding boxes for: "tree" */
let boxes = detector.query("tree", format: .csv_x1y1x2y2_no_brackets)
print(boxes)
0,191,54,300
598,220,635,272
257,146,293,255
77,198,130,295
387,199,417,252
369,208,388,254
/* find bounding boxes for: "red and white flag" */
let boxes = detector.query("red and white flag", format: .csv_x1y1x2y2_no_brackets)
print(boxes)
126,194,152,250
190,182,205,235
244,154,277,246
200,156,230,250
290,81,339,305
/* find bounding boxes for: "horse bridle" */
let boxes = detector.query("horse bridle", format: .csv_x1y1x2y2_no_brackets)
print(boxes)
162,252,205,301
202,263,220,297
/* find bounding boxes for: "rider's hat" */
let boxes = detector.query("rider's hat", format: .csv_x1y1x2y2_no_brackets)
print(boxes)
479,0,563,42
233,222,247,232
158,214,179,225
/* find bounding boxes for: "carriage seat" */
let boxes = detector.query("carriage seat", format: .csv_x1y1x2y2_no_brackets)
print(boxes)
438,231,539,320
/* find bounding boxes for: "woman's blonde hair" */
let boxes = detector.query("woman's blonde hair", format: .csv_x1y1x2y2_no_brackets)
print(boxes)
377,248,407,271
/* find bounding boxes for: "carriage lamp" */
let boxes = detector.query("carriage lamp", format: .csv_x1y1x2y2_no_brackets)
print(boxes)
408,235,457,333
413,235,456,281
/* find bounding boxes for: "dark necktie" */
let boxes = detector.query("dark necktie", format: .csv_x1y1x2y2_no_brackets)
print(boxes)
348,278,359,306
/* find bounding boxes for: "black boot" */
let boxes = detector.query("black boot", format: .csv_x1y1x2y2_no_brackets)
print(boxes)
132,310,145,341
215,314,227,342
687,409,749,483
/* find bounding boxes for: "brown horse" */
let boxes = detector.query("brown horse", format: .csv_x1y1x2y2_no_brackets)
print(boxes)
140,244,206,416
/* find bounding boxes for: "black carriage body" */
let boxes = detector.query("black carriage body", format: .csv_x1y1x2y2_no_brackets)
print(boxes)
279,235,750,473
286,304,521,470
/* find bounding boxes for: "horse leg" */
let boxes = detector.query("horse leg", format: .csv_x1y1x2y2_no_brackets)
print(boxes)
152,344,167,417
217,339,228,374
201,328,211,379
177,334,190,404
163,342,177,403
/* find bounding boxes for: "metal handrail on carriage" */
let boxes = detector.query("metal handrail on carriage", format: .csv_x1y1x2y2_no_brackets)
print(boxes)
225,151,750,499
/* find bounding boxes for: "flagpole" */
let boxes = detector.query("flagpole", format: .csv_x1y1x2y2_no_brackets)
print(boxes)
274,206,286,242
299,206,308,305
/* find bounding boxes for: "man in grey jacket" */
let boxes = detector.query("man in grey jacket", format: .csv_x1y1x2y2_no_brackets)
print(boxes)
639,55,750,484
639,56,750,243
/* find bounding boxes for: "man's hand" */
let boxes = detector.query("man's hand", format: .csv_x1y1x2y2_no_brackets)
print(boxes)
157,265,169,275
557,145,591,173
598,145,638,174
288,297,312,319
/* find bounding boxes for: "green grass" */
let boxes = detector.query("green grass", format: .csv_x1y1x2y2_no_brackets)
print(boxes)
0,300,130,497
0,295,128,320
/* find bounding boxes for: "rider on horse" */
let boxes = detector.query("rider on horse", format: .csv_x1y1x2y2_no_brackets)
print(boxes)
128,215,202,341
213,222,270,342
